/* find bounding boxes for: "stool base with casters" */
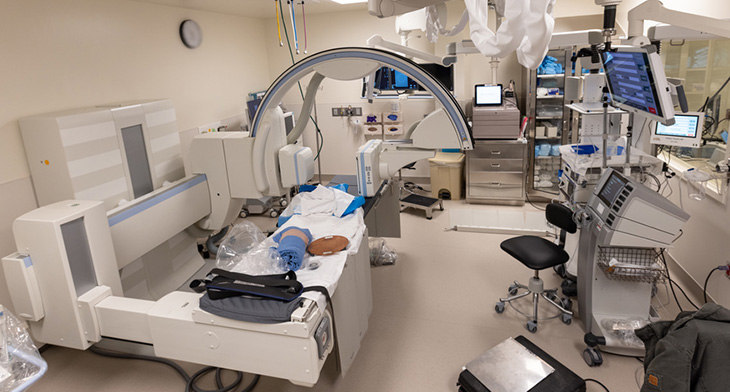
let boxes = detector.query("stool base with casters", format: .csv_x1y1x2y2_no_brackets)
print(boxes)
495,270,574,333
494,202,578,333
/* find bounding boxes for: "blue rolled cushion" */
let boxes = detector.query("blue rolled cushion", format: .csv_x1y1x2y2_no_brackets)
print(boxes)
273,227,313,271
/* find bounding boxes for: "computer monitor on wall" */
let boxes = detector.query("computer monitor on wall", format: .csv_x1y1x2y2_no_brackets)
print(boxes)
602,46,675,125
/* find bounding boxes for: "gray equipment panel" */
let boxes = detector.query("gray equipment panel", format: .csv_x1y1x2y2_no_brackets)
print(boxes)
121,124,154,198
61,217,98,296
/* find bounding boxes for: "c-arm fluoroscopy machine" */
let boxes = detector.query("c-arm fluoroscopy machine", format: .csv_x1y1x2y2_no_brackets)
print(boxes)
2,47,472,386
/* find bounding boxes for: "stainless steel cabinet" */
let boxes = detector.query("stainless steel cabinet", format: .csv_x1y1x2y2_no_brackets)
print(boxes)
466,140,527,205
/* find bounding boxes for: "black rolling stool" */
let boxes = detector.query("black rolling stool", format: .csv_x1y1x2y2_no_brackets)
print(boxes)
495,202,577,333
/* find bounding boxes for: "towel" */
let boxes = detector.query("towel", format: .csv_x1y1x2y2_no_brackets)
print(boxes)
273,227,313,271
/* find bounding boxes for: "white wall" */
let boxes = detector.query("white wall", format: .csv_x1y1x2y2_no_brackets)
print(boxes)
0,0,271,314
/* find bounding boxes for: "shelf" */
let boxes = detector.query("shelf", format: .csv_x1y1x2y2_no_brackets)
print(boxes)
536,74,564,78
537,95,564,99
535,116,563,120
535,155,561,159
565,103,626,115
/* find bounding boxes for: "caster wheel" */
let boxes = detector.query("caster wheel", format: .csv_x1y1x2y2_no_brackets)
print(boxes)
508,284,519,296
439,205,444,211
495,301,505,314
526,321,537,333
583,348,603,367
427,216,433,220
279,199,288,207
561,298,573,311
239,210,248,218
561,313,572,325
269,210,279,218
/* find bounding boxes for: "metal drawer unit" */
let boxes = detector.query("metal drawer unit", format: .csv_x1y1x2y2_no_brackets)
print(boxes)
466,140,527,205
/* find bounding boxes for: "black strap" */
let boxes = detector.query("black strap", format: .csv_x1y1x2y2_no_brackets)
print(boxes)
190,268,303,302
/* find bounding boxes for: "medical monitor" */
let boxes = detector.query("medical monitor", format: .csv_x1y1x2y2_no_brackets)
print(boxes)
474,84,503,106
602,46,675,125
247,98,261,124
374,67,419,91
650,112,702,148
597,170,628,206
417,63,454,92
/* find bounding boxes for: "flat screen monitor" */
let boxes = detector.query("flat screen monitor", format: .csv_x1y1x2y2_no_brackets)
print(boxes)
247,98,261,123
602,46,675,125
374,67,419,91
650,112,702,148
417,63,454,92
598,170,628,206
474,84,503,106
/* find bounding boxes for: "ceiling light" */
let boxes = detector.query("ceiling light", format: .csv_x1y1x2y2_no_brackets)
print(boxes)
331,0,368,4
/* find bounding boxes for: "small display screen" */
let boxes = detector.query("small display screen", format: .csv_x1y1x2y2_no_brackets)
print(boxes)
374,67,419,90
655,114,700,138
284,113,295,136
602,51,663,118
598,171,627,206
247,98,261,123
475,84,503,106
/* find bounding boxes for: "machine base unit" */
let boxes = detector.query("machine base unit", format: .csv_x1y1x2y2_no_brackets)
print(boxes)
457,336,585,392
146,292,332,387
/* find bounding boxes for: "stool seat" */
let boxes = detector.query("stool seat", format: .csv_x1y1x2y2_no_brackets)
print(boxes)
500,236,569,270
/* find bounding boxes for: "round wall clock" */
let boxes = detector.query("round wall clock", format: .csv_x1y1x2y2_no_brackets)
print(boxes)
179,19,202,49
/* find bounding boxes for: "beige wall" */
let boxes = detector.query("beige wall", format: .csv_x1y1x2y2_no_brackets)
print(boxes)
0,0,271,314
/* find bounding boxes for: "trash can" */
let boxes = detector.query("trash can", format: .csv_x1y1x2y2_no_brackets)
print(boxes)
428,151,464,200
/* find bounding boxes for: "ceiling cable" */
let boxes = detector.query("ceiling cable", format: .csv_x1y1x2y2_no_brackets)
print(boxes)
301,1,308,54
275,0,283,46
288,0,299,54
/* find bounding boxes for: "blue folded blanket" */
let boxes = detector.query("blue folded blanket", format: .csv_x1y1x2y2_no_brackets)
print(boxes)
273,227,313,271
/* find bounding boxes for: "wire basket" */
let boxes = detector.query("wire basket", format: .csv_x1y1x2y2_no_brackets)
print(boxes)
597,247,665,283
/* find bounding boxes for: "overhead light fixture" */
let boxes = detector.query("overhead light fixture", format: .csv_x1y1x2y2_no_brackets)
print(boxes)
331,0,367,4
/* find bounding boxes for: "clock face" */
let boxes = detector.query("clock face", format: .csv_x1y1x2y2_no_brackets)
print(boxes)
180,19,202,49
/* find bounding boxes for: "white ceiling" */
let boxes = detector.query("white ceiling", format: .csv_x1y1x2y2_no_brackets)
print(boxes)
135,0,368,19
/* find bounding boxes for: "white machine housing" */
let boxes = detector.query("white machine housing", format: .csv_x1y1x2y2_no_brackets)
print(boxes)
19,100,185,210
586,169,689,248
279,144,315,188
578,169,689,357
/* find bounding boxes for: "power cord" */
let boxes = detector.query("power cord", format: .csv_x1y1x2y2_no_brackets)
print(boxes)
703,265,729,303
584,378,610,392
661,251,699,311
90,346,260,392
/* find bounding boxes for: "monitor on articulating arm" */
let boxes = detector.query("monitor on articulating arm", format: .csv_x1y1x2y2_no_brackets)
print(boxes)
601,46,676,125
650,112,703,148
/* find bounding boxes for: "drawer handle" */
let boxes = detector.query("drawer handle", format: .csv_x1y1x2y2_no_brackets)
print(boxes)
489,182,502,187
490,151,502,155
490,163,501,168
